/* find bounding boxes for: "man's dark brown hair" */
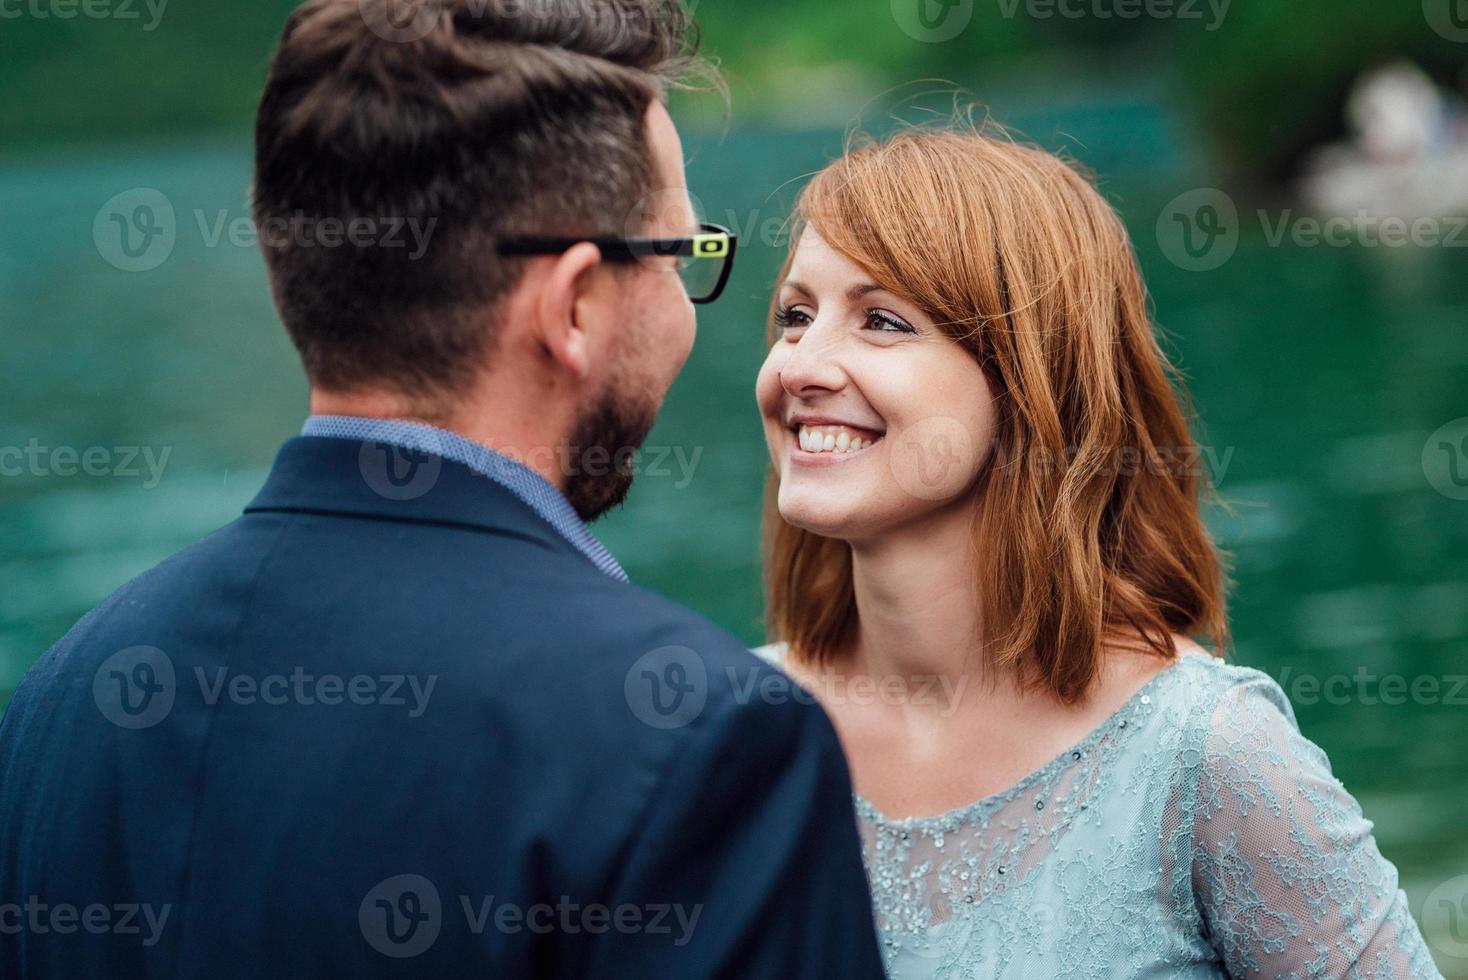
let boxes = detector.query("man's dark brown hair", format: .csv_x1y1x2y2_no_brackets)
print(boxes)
252,0,706,401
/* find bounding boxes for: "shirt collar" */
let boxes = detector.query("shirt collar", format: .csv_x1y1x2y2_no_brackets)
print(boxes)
300,415,628,582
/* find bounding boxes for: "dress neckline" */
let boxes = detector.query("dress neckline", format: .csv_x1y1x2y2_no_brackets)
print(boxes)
852,650,1203,831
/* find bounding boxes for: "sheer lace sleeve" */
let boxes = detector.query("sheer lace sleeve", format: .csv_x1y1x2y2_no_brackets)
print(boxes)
1190,671,1442,978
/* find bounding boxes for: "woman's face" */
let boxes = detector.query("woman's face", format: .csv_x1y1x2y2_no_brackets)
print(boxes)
756,228,998,542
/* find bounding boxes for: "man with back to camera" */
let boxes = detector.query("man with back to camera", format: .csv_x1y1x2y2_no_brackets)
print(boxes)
0,0,887,975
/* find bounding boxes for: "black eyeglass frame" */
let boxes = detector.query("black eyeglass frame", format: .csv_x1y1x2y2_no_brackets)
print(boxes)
496,222,738,304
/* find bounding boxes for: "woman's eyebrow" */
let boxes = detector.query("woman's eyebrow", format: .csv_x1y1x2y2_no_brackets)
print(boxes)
781,280,887,302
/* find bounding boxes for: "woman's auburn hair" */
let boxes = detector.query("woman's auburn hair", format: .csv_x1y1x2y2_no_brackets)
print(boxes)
763,122,1230,704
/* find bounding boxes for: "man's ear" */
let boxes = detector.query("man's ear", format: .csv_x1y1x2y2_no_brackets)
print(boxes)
532,242,605,381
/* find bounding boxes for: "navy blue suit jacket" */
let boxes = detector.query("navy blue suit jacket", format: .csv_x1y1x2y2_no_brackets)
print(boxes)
0,436,885,978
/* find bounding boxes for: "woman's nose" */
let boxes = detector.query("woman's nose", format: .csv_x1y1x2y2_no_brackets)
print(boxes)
779,330,847,398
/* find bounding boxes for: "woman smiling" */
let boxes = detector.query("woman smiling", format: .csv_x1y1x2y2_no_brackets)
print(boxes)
754,123,1441,978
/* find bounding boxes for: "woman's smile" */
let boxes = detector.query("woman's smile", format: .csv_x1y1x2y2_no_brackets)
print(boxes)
789,416,886,464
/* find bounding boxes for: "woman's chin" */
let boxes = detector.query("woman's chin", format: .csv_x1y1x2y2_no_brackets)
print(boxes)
776,492,866,540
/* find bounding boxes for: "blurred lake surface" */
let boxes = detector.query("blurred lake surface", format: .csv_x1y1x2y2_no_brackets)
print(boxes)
2,110,1466,967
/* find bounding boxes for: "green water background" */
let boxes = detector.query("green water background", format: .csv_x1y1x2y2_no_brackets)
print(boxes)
3,76,1467,978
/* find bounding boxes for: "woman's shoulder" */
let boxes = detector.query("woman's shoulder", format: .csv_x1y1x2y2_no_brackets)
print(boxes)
1161,641,1294,718
1155,643,1323,772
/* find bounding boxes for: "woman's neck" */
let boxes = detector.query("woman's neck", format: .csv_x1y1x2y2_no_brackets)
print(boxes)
846,502,1023,710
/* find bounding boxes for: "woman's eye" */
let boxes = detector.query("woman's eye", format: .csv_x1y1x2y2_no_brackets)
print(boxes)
773,305,812,330
865,310,915,334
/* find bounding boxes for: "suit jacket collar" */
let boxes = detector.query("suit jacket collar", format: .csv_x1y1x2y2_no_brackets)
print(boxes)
245,436,588,563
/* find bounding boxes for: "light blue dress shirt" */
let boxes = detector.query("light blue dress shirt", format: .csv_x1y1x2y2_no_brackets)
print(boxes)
300,415,629,583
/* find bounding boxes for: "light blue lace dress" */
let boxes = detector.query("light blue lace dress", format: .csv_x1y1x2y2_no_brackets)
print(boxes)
752,644,1442,979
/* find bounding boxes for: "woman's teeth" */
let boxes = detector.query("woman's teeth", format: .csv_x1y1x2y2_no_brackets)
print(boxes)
797,425,881,454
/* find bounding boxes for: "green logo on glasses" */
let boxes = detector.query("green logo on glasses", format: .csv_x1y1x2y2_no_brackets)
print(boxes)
692,233,729,258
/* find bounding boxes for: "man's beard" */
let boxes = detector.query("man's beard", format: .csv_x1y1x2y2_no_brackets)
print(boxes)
562,378,659,523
